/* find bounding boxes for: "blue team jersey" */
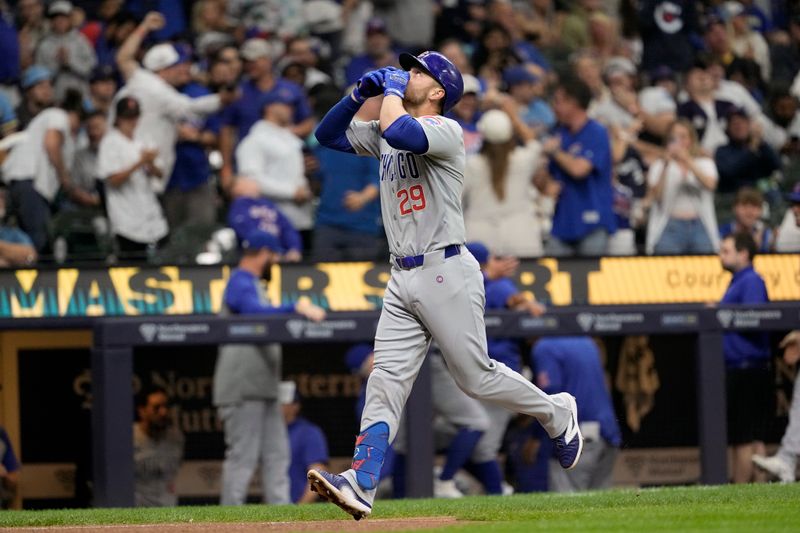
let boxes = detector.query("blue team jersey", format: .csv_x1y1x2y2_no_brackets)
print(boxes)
227,197,303,253
314,145,382,235
720,266,771,367
167,83,219,192
222,78,311,141
223,269,295,315
549,119,616,241
485,277,522,372
287,417,329,503
532,337,621,446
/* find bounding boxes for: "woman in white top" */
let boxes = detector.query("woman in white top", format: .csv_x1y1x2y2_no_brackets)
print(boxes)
463,100,546,257
645,119,720,255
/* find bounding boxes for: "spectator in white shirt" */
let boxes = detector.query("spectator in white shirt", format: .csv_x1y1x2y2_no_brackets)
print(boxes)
463,99,547,258
1,89,96,252
235,91,314,245
114,11,236,194
97,96,168,256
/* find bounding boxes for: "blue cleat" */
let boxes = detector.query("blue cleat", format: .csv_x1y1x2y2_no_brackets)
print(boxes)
308,469,373,521
552,393,584,470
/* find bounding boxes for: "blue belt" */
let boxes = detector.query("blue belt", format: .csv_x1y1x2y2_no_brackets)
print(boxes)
395,244,461,269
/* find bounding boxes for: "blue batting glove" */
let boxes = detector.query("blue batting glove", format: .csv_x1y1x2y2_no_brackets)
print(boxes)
384,69,409,99
353,70,385,102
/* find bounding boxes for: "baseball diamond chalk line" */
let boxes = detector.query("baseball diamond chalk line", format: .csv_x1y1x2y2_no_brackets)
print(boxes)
6,516,464,532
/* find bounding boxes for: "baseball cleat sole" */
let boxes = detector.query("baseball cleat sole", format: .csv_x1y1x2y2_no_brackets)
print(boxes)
308,470,371,521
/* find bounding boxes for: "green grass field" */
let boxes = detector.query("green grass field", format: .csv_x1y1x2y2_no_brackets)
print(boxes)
1,484,799,531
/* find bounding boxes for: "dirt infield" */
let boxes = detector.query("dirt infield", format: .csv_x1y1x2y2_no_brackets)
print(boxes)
7,516,465,533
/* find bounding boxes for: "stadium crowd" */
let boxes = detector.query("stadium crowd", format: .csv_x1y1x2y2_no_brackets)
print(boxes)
0,0,799,265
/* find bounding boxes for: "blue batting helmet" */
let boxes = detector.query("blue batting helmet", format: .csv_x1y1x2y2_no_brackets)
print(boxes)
399,51,464,113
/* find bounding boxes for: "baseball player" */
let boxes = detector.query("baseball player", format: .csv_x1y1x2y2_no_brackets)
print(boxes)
213,230,325,505
308,52,582,520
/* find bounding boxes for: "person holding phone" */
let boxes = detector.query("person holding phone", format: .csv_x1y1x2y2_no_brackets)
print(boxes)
645,119,720,255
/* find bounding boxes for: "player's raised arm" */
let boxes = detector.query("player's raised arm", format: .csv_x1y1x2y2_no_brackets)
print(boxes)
379,69,430,155
315,70,389,154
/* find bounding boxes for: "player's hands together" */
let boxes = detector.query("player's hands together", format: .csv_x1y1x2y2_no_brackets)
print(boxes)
295,298,326,322
384,69,410,99
354,67,396,101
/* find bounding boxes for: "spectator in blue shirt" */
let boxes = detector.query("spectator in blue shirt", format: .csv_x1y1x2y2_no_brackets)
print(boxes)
281,383,329,504
0,426,20,509
219,38,314,189
543,76,615,257
0,223,36,267
311,90,384,262
714,108,781,217
718,231,771,484
532,336,621,492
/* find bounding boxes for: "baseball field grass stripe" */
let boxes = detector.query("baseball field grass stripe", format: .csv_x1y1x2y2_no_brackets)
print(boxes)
1,484,799,530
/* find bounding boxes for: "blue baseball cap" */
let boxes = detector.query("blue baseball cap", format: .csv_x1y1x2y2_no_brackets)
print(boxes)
21,66,52,90
242,230,285,253
345,343,374,372
466,242,489,265
260,88,295,112
788,182,800,203
503,65,538,87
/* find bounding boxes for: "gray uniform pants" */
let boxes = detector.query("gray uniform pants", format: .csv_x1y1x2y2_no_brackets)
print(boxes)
779,370,800,461
219,400,290,505
548,436,618,492
361,250,570,443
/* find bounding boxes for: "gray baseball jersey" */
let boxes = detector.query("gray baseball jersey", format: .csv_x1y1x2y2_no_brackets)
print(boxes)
346,115,466,257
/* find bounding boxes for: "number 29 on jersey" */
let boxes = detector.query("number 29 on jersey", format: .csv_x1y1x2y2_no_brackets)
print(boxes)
397,184,426,215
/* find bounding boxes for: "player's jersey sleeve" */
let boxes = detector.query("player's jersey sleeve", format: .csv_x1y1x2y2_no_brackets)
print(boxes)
346,119,382,158
416,116,463,158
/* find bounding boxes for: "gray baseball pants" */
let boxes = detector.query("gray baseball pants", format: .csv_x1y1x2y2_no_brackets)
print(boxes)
219,400,290,505
361,249,571,443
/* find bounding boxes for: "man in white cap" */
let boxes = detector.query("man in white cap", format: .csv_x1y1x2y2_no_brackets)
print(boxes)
115,11,236,193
